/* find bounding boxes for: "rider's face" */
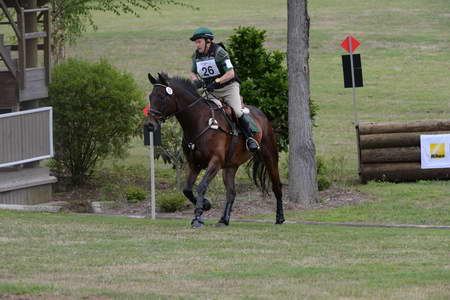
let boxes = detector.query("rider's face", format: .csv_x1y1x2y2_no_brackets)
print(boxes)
194,39,207,53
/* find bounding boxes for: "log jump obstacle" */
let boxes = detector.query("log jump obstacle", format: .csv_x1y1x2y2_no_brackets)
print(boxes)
356,119,450,183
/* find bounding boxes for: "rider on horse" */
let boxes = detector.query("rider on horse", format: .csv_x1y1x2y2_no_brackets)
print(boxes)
189,27,260,152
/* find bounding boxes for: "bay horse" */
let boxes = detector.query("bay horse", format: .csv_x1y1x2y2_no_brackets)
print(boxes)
147,72,285,228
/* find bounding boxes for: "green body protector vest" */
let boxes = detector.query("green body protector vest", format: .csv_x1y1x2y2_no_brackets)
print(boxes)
191,43,234,87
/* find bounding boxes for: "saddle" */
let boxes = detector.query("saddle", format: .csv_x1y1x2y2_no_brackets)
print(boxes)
204,95,259,134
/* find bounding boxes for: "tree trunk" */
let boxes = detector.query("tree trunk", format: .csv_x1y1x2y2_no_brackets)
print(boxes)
287,0,318,206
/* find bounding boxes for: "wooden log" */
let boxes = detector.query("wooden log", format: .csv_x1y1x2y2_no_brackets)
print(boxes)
360,162,450,183
359,131,450,149
361,147,420,163
358,119,450,135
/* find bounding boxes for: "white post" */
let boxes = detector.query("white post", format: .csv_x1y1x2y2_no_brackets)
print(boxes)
349,36,358,125
148,131,156,220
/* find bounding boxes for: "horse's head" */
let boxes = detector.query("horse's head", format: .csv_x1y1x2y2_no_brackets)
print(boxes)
147,72,178,125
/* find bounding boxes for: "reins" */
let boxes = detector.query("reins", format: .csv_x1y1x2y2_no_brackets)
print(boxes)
150,83,203,122
150,82,237,151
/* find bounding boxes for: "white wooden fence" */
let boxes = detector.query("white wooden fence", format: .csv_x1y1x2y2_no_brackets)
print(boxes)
0,106,53,168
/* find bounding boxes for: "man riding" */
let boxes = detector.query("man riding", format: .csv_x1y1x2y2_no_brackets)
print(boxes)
189,27,260,152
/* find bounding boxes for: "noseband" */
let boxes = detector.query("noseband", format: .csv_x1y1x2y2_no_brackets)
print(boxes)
150,83,203,122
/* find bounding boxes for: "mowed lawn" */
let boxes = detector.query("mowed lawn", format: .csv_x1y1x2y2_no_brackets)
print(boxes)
68,0,450,177
0,210,449,300
2,1,450,298
67,0,450,225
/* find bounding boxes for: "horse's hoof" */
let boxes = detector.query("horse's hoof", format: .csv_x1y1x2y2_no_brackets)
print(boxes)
203,198,212,211
275,218,285,225
215,222,228,228
191,219,204,229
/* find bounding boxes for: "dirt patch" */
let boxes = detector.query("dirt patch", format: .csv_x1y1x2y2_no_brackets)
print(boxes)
53,182,373,220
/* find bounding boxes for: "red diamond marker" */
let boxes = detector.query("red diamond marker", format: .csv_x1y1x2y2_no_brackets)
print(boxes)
341,35,361,53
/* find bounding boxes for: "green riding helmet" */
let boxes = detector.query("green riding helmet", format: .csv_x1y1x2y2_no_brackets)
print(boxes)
190,27,214,41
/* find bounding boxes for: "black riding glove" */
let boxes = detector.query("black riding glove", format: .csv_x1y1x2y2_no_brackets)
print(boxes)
193,80,204,89
206,81,220,92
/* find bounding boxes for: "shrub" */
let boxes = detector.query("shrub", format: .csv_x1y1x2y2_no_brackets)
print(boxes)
125,186,147,203
49,58,145,185
157,191,186,212
99,183,123,202
154,119,185,190
316,156,331,191
227,26,318,152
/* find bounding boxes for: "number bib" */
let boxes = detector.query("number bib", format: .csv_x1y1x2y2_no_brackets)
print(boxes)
196,59,220,79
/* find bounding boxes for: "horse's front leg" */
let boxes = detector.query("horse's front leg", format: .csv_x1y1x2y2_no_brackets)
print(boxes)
183,165,211,211
217,167,238,227
192,159,221,228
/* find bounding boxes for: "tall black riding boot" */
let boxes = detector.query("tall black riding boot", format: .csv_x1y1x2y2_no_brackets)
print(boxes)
238,115,260,152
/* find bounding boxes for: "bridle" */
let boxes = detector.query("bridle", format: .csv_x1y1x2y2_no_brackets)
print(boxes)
149,81,237,151
149,83,203,122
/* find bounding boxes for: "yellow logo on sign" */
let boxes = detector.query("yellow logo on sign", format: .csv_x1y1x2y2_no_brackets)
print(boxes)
430,143,445,159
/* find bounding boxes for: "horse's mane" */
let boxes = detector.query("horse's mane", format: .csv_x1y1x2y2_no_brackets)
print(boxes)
169,76,200,98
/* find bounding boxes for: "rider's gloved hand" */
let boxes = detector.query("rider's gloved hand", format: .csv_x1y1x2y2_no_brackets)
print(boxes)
206,81,220,92
193,80,204,89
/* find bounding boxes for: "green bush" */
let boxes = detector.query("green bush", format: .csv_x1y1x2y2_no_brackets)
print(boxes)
316,156,331,191
228,26,318,152
99,183,123,202
125,186,147,203
157,191,186,212
49,58,145,185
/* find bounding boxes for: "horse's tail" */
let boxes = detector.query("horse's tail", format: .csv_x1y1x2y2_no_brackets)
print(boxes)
247,153,271,195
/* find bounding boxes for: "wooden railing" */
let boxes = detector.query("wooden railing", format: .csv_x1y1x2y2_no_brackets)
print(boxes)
0,1,51,101
17,6,51,90
0,34,17,77
0,107,53,168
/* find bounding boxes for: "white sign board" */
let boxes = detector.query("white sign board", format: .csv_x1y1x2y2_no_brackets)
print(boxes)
420,134,450,169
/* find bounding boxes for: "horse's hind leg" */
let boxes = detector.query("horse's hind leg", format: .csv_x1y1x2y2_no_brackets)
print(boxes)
183,165,211,211
217,167,238,226
260,145,285,224
192,159,221,228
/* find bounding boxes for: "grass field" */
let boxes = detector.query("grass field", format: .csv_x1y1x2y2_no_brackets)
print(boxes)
1,1,450,298
69,0,450,177
1,210,449,299
66,0,450,224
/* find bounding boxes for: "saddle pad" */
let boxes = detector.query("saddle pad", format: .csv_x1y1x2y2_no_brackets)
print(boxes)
206,97,223,108
206,97,251,115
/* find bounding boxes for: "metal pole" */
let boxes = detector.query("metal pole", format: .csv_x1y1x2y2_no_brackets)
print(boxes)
349,36,358,125
148,131,156,220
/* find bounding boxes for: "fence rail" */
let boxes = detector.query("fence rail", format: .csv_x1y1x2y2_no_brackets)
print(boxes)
0,106,53,168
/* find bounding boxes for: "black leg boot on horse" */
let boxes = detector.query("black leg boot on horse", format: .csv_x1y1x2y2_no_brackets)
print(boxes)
238,115,260,152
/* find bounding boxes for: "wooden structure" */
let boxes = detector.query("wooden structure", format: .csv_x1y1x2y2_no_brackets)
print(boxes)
356,119,450,183
0,0,55,206
0,0,50,112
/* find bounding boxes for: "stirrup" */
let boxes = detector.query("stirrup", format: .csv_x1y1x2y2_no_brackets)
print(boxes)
246,137,260,152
